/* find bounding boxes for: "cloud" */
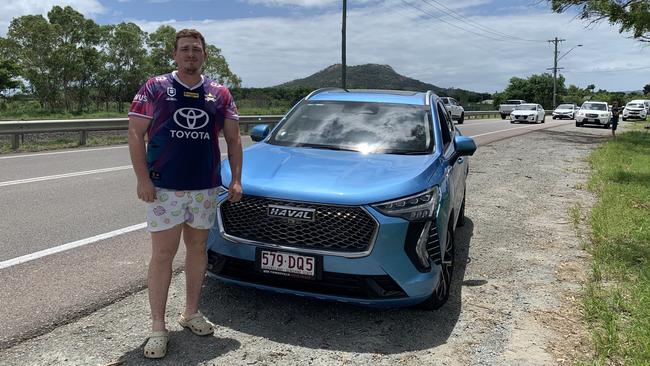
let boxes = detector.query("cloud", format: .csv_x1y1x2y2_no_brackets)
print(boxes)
0,0,106,35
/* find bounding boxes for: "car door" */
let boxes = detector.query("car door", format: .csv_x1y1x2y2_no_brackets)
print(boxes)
436,102,465,221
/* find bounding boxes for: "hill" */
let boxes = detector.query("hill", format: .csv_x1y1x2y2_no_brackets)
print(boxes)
275,64,489,102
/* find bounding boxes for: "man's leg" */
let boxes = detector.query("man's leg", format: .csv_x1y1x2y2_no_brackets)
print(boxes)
149,225,183,332
182,224,209,317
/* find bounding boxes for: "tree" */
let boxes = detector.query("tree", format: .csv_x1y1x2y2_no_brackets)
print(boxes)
47,6,102,112
644,83,650,95
0,38,21,96
147,25,176,76
104,22,149,113
550,0,650,42
7,14,58,110
203,44,241,88
500,73,565,109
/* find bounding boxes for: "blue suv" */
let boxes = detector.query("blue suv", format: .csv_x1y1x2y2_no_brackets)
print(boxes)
207,88,476,309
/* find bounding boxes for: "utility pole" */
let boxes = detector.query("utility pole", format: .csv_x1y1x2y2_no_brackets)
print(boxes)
341,0,347,89
547,37,565,108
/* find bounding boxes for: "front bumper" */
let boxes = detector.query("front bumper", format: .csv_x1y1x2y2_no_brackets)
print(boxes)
623,110,647,119
511,114,537,122
207,197,447,307
552,112,574,119
576,116,609,125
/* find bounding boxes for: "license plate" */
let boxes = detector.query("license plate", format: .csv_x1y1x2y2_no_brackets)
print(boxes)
256,249,318,279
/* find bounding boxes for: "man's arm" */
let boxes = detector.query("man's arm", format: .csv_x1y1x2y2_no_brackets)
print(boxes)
222,118,243,202
128,116,156,202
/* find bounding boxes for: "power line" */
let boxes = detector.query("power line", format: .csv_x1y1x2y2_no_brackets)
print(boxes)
398,0,522,43
418,0,546,43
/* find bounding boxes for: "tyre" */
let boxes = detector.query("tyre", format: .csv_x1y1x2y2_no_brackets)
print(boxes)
576,122,582,127
552,116,557,120
458,112,464,124
501,114,507,119
510,120,515,124
622,117,627,121
604,123,610,129
417,223,455,310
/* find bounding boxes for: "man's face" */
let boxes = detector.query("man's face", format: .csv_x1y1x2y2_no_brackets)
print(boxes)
173,37,205,75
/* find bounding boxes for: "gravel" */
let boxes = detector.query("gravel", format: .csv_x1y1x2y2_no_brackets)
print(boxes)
0,123,611,365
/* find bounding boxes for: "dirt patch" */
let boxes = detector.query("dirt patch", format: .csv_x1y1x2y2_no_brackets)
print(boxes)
0,123,609,365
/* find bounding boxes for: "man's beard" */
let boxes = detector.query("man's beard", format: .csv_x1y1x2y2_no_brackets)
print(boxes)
183,66,200,74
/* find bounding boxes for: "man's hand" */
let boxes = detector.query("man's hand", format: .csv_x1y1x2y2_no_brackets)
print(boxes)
137,178,157,202
227,180,243,202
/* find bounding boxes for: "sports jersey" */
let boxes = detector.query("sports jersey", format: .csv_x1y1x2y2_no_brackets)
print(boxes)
128,71,239,190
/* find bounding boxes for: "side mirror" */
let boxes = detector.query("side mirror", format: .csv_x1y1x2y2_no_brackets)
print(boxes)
454,135,477,157
251,124,270,142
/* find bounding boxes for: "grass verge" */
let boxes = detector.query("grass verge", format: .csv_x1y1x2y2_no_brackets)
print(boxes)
581,128,650,364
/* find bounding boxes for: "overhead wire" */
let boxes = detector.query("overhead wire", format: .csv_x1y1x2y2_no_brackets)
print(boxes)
417,0,546,43
398,0,519,43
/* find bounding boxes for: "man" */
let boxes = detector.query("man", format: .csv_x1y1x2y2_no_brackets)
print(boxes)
611,101,620,139
127,29,242,359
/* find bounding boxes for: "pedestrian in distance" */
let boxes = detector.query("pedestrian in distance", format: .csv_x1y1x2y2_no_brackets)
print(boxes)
127,28,243,359
611,101,620,139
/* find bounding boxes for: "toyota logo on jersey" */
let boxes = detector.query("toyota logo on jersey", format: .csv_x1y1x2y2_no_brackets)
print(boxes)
173,108,209,130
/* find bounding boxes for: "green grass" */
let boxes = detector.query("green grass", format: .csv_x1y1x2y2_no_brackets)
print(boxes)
581,129,650,364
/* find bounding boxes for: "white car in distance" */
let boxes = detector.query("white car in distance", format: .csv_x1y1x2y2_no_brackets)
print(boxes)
510,103,545,124
552,103,578,120
440,97,465,124
622,100,648,121
576,101,611,128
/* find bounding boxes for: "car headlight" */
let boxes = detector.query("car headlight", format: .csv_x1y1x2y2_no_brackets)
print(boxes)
373,187,440,221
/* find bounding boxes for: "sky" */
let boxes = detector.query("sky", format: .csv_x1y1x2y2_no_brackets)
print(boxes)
1,0,648,93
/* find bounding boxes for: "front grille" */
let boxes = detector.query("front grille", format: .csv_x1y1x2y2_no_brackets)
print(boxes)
586,113,598,118
209,252,407,299
220,195,377,253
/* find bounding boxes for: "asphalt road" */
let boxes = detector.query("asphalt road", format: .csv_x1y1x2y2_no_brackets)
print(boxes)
0,116,574,348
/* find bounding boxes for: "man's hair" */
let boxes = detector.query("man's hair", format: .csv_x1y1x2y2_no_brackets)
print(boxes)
174,29,206,53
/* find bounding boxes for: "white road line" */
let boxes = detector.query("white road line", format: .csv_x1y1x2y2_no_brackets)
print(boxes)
1,153,229,187
0,223,147,270
470,121,566,138
0,146,128,160
0,166,133,187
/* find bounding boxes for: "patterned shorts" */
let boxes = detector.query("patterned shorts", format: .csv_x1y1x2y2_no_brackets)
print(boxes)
146,187,219,232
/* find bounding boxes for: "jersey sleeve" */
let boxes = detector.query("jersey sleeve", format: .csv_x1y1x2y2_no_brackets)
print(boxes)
219,87,239,121
128,80,155,119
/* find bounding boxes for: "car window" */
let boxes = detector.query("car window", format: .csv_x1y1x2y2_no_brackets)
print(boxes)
581,103,607,111
269,101,433,154
436,103,453,147
450,98,457,106
557,104,574,109
441,98,449,105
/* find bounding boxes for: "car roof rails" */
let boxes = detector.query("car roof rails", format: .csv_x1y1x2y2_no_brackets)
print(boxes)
305,87,348,100
425,90,433,106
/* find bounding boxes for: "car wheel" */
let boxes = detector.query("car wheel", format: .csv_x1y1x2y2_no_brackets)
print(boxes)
417,224,455,310
510,120,515,124
552,116,557,120
604,123,610,129
576,122,582,127
622,117,627,121
501,114,507,119
458,112,464,124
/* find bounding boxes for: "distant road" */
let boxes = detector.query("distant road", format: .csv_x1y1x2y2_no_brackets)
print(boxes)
0,116,573,348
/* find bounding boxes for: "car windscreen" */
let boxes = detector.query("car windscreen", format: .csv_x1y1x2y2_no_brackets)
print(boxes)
506,100,522,104
514,105,536,110
268,101,432,155
582,103,607,111
557,104,574,109
441,98,450,104
627,103,644,108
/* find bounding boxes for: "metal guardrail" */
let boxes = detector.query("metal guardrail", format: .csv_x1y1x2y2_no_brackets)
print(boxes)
0,112,501,150
0,115,284,150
